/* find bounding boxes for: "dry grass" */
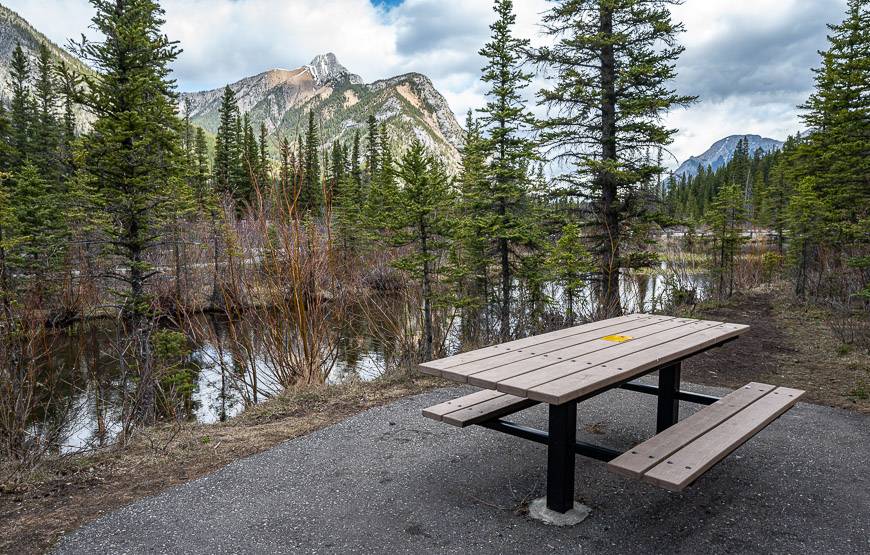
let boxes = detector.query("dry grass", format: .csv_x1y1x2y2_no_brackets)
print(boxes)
0,373,446,555
681,281,870,413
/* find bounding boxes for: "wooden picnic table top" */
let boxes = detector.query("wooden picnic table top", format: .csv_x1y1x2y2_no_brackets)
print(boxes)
418,314,749,405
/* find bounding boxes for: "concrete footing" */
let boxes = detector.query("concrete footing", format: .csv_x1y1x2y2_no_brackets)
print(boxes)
528,497,591,526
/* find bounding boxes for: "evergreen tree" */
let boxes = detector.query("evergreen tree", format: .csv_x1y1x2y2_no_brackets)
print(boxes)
8,43,32,168
535,0,695,317
31,43,62,185
7,162,66,296
258,122,269,185
786,178,827,299
452,111,492,339
213,86,240,198
67,0,189,425
546,223,594,326
365,114,379,184
193,127,211,209
388,140,454,360
706,184,747,300
350,129,362,193
798,0,870,227
302,110,322,215
477,0,540,339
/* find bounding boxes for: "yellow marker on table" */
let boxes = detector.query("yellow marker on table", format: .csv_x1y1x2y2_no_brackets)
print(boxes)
601,334,632,342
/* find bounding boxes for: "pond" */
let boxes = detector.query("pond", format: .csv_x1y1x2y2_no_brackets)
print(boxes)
35,263,708,454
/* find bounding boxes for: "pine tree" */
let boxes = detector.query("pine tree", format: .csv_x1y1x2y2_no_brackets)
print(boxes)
67,0,189,425
350,129,362,193
535,0,695,317
365,114,380,184
388,140,454,360
477,0,540,339
7,162,67,300
706,184,747,300
193,127,211,209
786,178,827,299
452,111,491,340
798,0,870,228
31,43,62,185
8,43,32,168
213,86,240,198
546,223,594,326
302,110,322,215
258,122,269,185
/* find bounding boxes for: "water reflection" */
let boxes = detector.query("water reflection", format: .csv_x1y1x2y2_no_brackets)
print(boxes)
40,265,707,453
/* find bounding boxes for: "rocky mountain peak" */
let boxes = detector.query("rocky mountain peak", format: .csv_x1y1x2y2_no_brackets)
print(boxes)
305,52,363,85
674,134,784,178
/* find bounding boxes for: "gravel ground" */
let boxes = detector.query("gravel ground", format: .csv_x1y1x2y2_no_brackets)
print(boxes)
52,383,870,554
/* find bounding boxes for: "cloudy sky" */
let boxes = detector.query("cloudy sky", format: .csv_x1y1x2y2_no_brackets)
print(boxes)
4,0,848,166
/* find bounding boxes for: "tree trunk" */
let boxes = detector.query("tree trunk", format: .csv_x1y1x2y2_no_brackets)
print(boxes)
127,216,156,426
499,230,510,341
420,218,433,361
598,4,621,318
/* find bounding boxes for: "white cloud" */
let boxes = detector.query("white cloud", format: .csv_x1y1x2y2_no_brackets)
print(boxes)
3,0,848,165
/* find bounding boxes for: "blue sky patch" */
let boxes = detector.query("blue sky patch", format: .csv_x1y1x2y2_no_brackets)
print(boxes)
371,0,404,9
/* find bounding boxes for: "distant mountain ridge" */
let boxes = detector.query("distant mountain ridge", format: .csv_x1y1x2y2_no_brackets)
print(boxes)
180,53,464,169
674,134,784,178
0,5,93,125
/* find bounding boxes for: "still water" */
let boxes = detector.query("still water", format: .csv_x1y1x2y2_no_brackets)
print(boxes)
41,265,707,453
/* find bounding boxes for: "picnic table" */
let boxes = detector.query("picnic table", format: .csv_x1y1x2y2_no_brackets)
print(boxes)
420,314,804,516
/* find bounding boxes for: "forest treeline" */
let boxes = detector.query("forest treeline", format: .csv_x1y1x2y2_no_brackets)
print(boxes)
0,0,867,462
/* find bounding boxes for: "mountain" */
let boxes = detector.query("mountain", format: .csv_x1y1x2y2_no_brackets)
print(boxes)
180,53,464,169
0,5,92,111
674,134,784,178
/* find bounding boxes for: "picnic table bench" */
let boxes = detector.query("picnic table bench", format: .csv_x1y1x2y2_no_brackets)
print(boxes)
420,314,804,515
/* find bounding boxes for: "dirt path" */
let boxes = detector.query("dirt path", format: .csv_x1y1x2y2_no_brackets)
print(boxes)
683,285,870,413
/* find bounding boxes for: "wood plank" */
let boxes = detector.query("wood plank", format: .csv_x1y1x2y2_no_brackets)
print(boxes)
518,322,748,403
464,317,701,388
642,386,805,491
607,383,776,478
417,314,647,376
439,315,674,382
421,389,506,421
441,394,538,427
496,320,742,400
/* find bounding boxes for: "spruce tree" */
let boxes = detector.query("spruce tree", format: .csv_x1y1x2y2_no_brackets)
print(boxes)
365,114,380,184
302,110,322,215
213,86,240,198
786,178,827,299
258,122,269,185
706,184,747,300
68,0,189,425
8,43,32,168
452,111,492,340
7,162,67,302
477,0,540,339
388,140,454,360
31,43,62,185
546,223,593,326
193,127,211,209
798,0,870,226
535,0,695,317
350,129,362,193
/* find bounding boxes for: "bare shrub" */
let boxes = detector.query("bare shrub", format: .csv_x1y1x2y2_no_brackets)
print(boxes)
0,306,70,471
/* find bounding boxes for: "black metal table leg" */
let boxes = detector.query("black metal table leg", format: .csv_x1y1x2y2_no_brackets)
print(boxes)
656,362,681,432
546,400,577,513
